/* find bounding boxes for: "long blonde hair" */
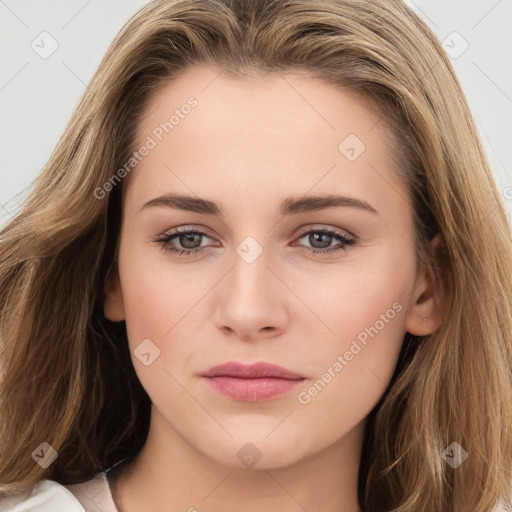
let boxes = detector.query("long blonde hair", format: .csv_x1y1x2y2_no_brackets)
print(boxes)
1,1,511,510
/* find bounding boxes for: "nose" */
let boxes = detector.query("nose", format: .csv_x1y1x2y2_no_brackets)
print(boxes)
213,244,291,342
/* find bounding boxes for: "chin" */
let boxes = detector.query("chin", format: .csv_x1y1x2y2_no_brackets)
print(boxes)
196,433,313,471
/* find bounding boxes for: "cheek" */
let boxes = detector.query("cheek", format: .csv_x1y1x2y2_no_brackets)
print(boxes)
116,255,212,422
292,272,410,445
117,224,201,332
116,238,228,394
295,248,413,345
292,247,414,398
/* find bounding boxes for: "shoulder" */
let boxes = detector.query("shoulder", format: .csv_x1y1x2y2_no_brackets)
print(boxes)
0,471,117,512
64,471,118,512
0,479,85,512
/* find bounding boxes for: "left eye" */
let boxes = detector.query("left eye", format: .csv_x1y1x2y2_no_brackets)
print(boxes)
155,227,215,255
154,226,356,256
294,228,356,254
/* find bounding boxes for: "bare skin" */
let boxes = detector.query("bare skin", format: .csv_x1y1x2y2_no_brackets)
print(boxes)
104,64,443,512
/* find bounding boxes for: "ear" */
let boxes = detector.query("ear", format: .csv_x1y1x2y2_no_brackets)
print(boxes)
103,265,125,322
405,234,444,336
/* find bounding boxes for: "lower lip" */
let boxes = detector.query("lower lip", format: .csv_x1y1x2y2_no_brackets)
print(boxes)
203,376,305,402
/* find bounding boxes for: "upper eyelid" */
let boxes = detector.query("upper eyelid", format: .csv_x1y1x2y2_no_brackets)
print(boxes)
165,225,217,240
296,225,355,239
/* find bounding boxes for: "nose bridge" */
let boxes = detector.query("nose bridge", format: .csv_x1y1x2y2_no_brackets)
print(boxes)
229,235,275,309
213,234,289,338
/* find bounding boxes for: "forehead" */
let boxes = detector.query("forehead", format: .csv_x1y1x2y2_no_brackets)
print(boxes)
136,64,387,145
124,64,408,218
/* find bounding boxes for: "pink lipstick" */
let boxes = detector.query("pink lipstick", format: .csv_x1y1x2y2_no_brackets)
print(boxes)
200,361,306,402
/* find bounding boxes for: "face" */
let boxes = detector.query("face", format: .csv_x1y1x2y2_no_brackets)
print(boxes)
104,64,441,470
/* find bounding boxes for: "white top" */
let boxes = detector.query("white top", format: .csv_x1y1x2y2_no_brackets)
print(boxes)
0,471,510,511
0,472,117,512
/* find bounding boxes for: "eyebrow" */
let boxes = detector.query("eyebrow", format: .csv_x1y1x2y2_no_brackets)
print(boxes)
139,193,378,216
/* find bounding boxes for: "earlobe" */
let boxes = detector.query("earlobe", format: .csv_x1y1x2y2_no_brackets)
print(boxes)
405,235,445,336
103,266,125,322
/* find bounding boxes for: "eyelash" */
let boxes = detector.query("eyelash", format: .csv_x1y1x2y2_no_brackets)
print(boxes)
154,226,357,257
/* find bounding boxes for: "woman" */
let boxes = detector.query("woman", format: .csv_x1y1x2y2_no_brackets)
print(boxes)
0,0,511,511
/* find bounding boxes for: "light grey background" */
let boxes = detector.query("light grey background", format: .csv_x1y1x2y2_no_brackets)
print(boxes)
1,0,511,229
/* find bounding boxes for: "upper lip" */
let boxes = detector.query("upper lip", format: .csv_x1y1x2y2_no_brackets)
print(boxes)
200,361,306,380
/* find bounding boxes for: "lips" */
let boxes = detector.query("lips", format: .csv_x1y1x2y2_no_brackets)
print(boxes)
200,361,306,402
201,361,306,379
